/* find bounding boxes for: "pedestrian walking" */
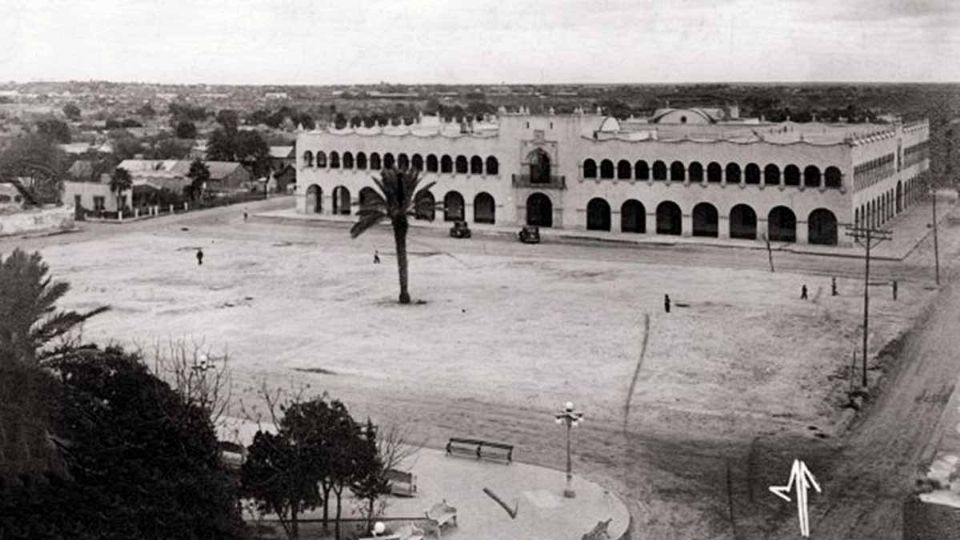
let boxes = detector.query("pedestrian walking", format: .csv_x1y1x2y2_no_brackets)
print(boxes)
196,248,204,266
801,284,808,300
831,277,837,296
373,250,381,264
243,209,248,222
664,294,671,313
892,279,898,301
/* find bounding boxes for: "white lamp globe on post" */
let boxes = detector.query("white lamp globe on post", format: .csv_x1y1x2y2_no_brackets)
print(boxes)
555,401,584,498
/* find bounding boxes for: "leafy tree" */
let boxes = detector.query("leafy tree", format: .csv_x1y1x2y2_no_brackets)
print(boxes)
36,118,71,143
187,158,210,200
0,134,68,203
216,109,239,131
62,102,81,121
350,420,391,532
242,394,368,540
206,127,236,162
168,102,209,122
137,102,156,118
0,345,246,540
235,130,270,177
146,136,191,160
109,167,132,211
242,429,322,540
0,249,107,366
108,129,143,160
350,169,435,304
175,120,197,139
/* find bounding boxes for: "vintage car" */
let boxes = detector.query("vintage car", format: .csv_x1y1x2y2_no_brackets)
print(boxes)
449,220,472,239
518,225,540,244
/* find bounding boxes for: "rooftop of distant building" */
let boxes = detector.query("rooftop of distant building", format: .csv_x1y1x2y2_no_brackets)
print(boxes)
299,106,926,147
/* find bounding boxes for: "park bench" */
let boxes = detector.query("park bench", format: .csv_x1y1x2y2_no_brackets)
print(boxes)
445,437,513,463
424,500,458,538
385,468,418,497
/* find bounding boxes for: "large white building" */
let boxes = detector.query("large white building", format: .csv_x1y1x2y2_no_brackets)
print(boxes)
295,108,930,246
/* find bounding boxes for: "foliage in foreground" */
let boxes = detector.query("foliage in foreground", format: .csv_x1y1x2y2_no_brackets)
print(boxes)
241,394,389,540
0,346,246,540
0,249,107,366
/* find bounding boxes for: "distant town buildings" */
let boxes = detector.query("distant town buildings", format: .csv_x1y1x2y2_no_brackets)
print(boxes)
296,107,930,246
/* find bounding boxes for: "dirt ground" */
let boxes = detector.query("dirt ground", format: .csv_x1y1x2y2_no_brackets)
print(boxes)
6,196,960,539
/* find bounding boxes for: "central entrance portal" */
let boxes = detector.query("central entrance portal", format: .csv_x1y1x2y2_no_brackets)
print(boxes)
526,192,553,227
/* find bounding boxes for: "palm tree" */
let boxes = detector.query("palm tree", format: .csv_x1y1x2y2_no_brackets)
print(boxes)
350,169,435,304
110,167,132,213
0,249,108,366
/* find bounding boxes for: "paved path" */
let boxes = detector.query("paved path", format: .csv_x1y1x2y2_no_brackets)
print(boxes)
224,418,630,540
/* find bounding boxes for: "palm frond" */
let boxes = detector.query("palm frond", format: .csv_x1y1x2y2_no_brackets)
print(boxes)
357,190,386,213
350,211,387,238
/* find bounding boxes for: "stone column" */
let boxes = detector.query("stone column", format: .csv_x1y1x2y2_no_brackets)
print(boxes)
757,218,769,241
718,216,730,239
681,213,693,237
796,221,809,244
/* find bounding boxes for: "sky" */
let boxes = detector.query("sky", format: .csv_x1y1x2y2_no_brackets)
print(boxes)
0,0,958,85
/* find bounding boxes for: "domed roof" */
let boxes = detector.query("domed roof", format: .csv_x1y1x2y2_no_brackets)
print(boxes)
597,116,621,133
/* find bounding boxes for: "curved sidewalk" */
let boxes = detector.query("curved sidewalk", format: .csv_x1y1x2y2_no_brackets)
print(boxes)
375,447,630,540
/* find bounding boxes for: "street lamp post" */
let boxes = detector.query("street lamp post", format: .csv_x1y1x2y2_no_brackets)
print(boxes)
555,401,583,498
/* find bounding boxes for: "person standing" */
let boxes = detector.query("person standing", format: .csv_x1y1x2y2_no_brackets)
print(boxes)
892,279,898,301
196,248,204,266
801,284,808,300
243,209,248,222
664,294,671,313
373,250,381,264
831,277,837,296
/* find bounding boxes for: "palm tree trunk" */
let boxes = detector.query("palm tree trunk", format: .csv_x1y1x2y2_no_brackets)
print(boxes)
393,217,411,304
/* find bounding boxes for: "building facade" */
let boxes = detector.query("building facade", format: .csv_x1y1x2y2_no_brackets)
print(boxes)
295,109,930,246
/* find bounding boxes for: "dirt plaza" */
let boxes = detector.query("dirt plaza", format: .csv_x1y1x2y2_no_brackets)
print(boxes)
7,194,956,539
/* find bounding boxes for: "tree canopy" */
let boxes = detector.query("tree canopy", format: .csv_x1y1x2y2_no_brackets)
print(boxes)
0,345,246,540
175,120,198,139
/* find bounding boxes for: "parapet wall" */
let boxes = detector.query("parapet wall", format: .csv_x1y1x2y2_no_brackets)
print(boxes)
0,206,75,238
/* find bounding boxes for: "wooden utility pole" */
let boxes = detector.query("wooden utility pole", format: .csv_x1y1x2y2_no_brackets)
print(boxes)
932,186,941,285
845,226,892,388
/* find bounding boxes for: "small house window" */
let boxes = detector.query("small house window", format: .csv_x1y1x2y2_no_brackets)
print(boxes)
680,116,687,124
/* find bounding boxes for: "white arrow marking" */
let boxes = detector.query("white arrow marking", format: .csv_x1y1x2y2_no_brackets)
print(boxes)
769,459,821,537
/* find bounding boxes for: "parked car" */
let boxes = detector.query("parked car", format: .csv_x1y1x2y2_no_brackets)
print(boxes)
518,225,540,244
449,220,472,239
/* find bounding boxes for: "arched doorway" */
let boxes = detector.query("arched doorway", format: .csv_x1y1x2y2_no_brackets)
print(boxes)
474,192,495,224
528,149,551,183
729,204,757,239
444,191,464,222
656,201,682,235
358,187,378,210
332,186,351,215
768,206,796,242
692,202,718,237
305,184,322,214
586,198,611,231
621,200,645,233
808,208,838,245
526,193,553,227
414,191,435,221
